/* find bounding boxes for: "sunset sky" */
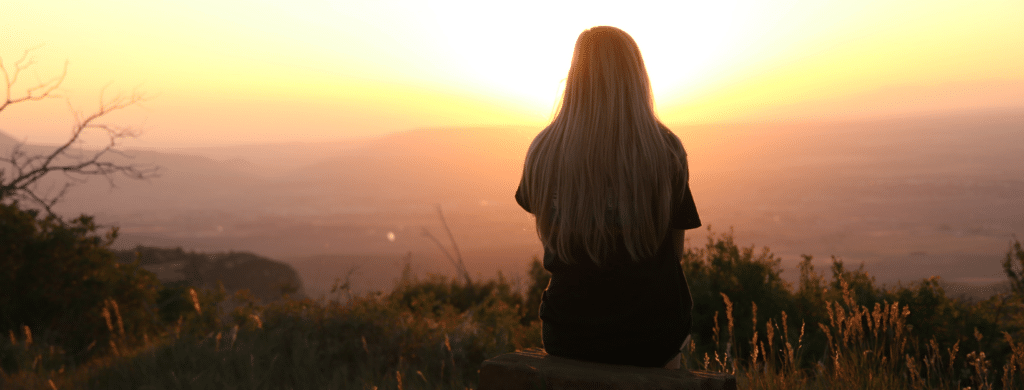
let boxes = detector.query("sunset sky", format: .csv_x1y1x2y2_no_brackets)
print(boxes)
2,0,1022,147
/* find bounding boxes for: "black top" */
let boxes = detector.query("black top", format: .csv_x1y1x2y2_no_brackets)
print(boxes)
515,166,701,367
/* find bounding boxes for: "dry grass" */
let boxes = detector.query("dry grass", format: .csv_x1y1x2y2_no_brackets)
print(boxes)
4,253,1024,389
2,272,538,390
687,279,1024,390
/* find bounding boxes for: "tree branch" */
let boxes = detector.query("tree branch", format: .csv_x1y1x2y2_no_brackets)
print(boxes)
0,47,66,114
0,48,159,216
421,205,471,285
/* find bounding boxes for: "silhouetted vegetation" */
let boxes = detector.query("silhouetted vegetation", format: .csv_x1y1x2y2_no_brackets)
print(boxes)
3,198,1024,389
0,201,164,373
681,229,1024,389
1004,239,1024,296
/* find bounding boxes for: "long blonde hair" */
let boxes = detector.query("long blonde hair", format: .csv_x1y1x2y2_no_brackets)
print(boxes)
521,26,687,266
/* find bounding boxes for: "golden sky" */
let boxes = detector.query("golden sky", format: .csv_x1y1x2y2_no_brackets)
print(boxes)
1,0,1022,146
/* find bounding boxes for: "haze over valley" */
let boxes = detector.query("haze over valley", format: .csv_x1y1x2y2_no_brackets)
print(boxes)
3,108,1022,300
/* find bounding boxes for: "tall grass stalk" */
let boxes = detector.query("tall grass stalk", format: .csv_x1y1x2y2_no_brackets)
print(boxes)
690,279,1024,390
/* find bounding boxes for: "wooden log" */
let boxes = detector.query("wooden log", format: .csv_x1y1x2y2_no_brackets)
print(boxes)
479,348,736,390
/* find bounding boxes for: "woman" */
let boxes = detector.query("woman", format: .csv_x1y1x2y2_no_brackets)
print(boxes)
515,26,701,369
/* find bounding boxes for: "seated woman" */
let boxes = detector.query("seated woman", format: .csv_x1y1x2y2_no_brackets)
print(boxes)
515,26,701,369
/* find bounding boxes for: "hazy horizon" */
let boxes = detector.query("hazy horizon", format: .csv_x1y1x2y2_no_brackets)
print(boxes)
4,108,1021,301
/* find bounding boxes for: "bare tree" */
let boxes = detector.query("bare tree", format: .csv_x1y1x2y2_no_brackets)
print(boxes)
422,205,471,285
0,47,159,215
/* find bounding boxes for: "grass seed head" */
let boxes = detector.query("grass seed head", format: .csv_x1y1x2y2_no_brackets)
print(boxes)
107,298,126,339
190,288,202,314
101,307,114,334
249,313,263,329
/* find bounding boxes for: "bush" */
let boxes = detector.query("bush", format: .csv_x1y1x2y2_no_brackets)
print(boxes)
387,264,525,321
681,228,798,363
522,256,550,325
1004,239,1024,297
0,201,162,369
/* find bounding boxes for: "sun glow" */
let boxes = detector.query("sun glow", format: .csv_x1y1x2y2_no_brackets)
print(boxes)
1,0,1022,146
416,1,782,115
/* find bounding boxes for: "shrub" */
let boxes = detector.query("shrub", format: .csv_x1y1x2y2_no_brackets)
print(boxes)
681,228,798,364
387,264,525,321
522,256,550,325
1004,239,1024,297
0,202,162,369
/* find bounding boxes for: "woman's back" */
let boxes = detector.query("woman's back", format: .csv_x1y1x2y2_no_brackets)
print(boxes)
516,26,702,368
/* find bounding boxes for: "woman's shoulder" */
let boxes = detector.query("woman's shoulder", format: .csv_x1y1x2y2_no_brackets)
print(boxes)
658,126,687,162
526,127,553,156
658,124,684,148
